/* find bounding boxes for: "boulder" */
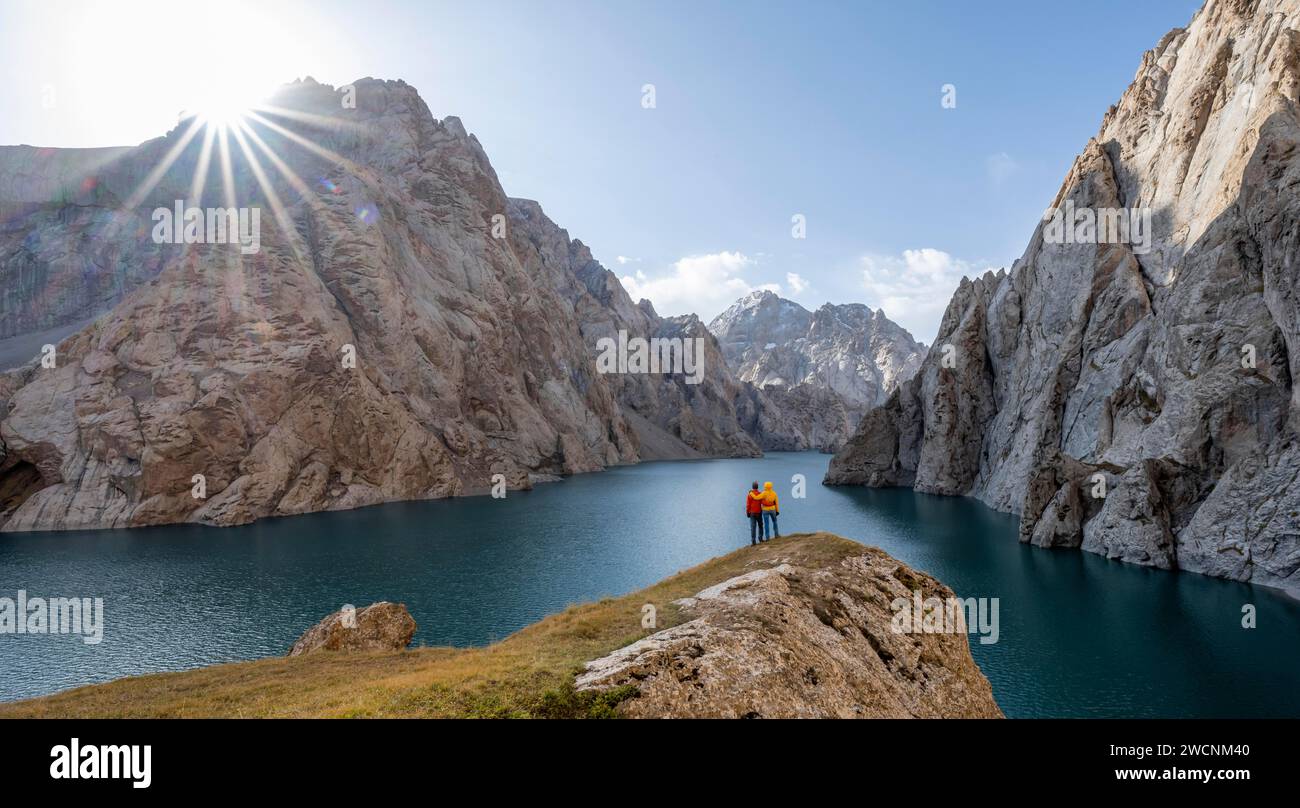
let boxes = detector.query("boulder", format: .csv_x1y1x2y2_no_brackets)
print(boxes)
288,602,417,656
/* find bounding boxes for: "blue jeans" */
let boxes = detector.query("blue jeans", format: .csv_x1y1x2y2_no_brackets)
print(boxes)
749,514,765,543
763,511,779,538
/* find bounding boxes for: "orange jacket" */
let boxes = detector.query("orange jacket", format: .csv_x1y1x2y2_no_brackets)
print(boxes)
745,490,765,515
761,482,779,512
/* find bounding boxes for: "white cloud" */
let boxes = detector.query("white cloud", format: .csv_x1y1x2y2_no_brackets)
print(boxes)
860,248,993,342
785,272,809,295
621,251,779,318
986,152,1019,187
616,255,639,265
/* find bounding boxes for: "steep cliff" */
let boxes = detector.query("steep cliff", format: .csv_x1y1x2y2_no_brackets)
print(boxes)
0,145,158,342
828,0,1300,593
0,78,757,531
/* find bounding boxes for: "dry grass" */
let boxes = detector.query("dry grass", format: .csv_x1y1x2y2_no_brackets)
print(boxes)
0,532,865,718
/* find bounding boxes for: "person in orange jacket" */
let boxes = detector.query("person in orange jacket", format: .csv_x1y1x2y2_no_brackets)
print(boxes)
760,481,780,538
745,482,767,545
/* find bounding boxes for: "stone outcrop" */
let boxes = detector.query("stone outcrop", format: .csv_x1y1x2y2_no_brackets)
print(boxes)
576,542,1002,718
710,290,925,450
288,601,416,656
0,78,765,531
828,0,1300,593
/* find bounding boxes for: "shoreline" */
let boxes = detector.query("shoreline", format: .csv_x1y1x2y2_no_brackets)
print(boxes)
0,532,1000,718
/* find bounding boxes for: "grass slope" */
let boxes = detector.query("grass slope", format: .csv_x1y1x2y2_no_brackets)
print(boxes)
0,532,865,718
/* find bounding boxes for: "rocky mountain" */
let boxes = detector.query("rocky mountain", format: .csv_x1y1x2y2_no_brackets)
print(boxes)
710,290,926,450
711,290,925,407
0,77,762,532
828,0,1300,593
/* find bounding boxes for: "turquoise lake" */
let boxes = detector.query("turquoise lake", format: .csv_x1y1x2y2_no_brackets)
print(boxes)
1,451,1297,716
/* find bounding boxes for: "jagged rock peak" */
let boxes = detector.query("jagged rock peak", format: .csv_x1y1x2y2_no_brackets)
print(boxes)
827,0,1300,594
709,289,925,410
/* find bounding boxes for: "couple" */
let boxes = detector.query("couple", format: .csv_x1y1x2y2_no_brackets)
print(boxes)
745,481,780,545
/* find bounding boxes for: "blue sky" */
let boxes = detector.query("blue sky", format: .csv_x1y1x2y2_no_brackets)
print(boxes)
1,0,1201,341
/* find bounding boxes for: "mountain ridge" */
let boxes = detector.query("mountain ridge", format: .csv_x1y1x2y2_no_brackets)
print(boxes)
0,77,765,531
711,288,926,451
827,0,1300,592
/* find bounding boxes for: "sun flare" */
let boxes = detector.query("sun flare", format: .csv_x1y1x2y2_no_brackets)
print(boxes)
185,84,260,129
65,0,318,137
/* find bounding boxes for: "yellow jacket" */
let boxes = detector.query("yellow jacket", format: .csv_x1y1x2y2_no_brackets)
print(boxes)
761,482,779,512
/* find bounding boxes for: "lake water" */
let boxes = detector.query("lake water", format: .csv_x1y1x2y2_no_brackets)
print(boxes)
2,451,1297,716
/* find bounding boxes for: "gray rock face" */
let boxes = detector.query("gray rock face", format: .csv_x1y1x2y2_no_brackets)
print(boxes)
828,0,1300,593
0,145,161,340
575,543,1002,718
710,290,925,451
0,78,760,532
733,382,858,453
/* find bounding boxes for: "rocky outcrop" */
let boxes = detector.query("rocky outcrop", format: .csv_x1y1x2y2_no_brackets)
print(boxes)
288,602,416,656
0,78,763,532
710,290,925,450
828,0,1300,593
576,542,1002,718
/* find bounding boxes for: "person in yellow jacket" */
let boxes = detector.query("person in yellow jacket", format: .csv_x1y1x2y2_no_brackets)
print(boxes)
745,482,767,545
760,481,780,538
